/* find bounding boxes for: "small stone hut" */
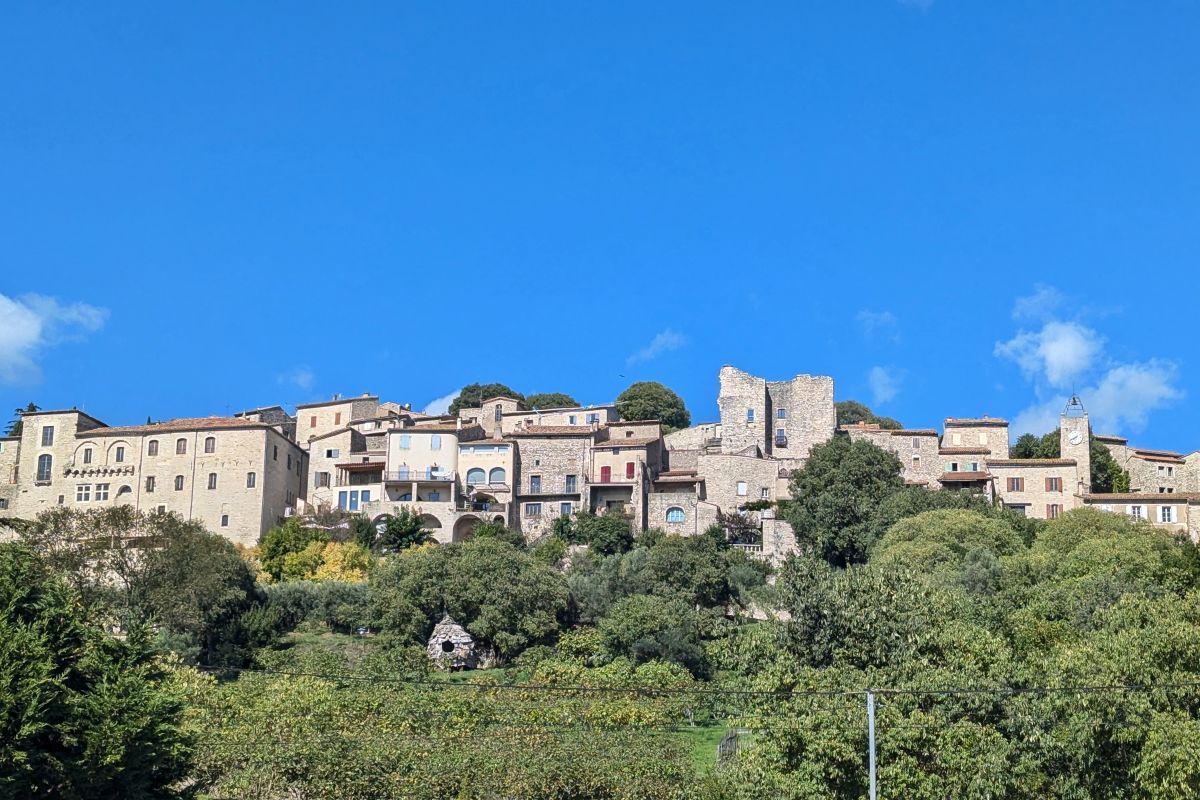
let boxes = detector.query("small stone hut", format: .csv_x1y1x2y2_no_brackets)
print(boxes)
426,614,495,671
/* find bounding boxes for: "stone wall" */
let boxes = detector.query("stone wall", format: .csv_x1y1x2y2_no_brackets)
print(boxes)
766,373,836,460
941,419,1010,460
513,434,592,540
845,425,942,487
696,452,785,511
718,366,769,455
988,459,1080,520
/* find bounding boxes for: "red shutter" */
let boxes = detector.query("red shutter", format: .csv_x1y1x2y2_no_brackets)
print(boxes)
600,466,611,482
626,462,635,479
1045,477,1052,492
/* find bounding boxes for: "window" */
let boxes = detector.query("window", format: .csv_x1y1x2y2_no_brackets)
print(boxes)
666,507,685,523
204,437,215,454
586,413,599,424
41,426,54,446
334,412,342,425
310,415,317,428
530,475,542,493
36,454,52,482
489,467,507,484
600,465,611,482
0,499,6,509
1008,477,1024,492
736,481,747,496
912,455,921,468
429,491,441,502
287,454,292,469
207,473,217,490
83,448,93,464
746,409,755,422
247,472,258,488
1046,504,1062,519
400,434,411,450
568,415,577,425
565,475,577,493
148,440,159,456
76,484,91,502
1161,506,1175,523
176,438,187,455
777,408,787,419
115,445,125,463
776,428,787,445
626,431,634,438
1007,504,1027,516
968,462,979,472
349,490,359,511
145,476,156,493
626,462,635,479
611,448,621,455
221,515,229,527
1045,477,1062,492
525,503,542,517
912,437,921,449
761,487,770,499
325,448,340,459
95,483,109,501
1129,505,1144,520
947,462,959,472
431,435,441,450
273,445,278,460
174,475,184,491
560,502,572,516
1168,466,1176,477
495,404,503,421
466,468,485,485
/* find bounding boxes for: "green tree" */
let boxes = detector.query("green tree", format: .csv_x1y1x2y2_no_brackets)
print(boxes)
5,402,38,437
783,436,906,566
376,508,435,552
0,543,192,798
834,399,901,429
872,509,1024,594
598,594,706,676
259,518,329,580
470,519,527,548
615,381,690,431
1011,429,1059,458
557,510,635,555
447,383,525,416
524,392,579,409
1012,430,1133,494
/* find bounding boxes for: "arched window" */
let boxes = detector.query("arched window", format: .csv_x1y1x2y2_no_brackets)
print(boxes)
204,436,216,454
399,493,413,501
176,438,187,455
147,440,159,456
36,454,53,482
466,468,485,485
488,467,507,484
666,507,685,523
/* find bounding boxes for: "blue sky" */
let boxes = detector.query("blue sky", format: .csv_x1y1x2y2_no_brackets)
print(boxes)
2,3,1198,450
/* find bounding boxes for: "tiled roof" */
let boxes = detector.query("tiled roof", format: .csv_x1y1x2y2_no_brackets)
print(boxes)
296,395,378,410
944,418,1009,427
939,471,991,482
594,437,659,449
939,447,991,455
888,429,939,436
1132,448,1186,463
1083,492,1200,502
87,416,269,435
1094,434,1128,444
654,473,703,483
988,459,1077,467
511,425,596,437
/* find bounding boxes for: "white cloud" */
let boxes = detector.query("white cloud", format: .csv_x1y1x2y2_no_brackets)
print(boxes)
627,329,687,365
277,366,315,392
0,292,108,384
995,321,1103,389
999,286,1182,437
855,310,899,340
423,390,460,416
868,366,901,405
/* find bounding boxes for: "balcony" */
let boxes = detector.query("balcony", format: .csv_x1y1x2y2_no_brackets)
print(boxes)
383,470,455,483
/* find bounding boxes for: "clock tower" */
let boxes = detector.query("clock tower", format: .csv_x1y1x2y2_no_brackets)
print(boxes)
1060,395,1091,494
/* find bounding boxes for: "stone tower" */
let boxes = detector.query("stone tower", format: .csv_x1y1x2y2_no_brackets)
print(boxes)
1059,395,1092,495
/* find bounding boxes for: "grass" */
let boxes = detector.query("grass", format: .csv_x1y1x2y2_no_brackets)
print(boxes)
678,723,729,774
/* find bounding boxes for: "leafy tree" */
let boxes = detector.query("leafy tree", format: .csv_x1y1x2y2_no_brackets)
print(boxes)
5,401,38,437
615,381,690,431
447,383,525,416
598,594,706,676
369,538,568,659
1011,430,1059,458
556,510,635,555
872,509,1024,593
470,519,527,548
0,543,192,798
865,484,1041,550
377,508,435,552
782,436,906,566
259,518,329,580
1011,429,1132,492
524,392,579,409
835,399,901,429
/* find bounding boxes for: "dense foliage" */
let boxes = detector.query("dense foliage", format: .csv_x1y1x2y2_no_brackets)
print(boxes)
446,382,525,416
1011,429,1132,492
834,399,901,429
615,381,691,431
525,392,579,408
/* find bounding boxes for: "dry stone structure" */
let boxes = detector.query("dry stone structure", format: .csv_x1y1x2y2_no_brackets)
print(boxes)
427,614,495,671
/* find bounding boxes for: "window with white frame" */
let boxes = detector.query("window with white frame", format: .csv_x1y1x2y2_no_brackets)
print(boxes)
761,487,770,500
83,448,93,464
525,503,542,517
736,481,747,496
325,448,340,458
247,472,258,488
36,454,52,482
1129,505,1144,520
95,483,109,501
41,426,54,446
1161,506,1175,523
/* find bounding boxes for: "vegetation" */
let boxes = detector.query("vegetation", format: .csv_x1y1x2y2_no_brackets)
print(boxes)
835,399,901,430
1011,429,1132,492
615,381,691,432
5,401,38,437
525,392,580,409
447,382,525,416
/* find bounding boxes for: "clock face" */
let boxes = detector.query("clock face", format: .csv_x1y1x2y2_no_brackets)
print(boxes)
1068,431,1084,446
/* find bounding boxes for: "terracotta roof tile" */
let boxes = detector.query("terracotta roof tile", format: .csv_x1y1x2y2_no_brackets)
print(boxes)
88,416,269,436
1083,492,1200,502
988,458,1077,467
511,425,596,437
944,418,1009,427
939,447,991,455
594,437,659,449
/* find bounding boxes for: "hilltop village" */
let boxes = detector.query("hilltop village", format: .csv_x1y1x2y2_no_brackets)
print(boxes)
3,365,1196,553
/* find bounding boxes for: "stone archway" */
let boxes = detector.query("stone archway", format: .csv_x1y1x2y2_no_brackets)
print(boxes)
418,514,443,530
453,515,480,543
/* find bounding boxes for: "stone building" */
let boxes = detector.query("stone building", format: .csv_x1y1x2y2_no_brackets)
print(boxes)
1095,434,1191,495
1080,492,1200,541
510,425,596,541
458,396,619,438
295,394,381,451
427,614,494,670
0,408,305,546
843,425,942,487
716,365,835,468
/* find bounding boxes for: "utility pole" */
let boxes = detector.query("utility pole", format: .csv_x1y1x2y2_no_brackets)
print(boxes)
867,690,877,800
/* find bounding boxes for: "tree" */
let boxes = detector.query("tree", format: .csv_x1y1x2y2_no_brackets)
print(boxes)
597,594,706,676
5,402,38,437
259,518,329,581
556,510,634,555
835,399,901,429
1011,429,1132,493
447,383,525,416
1011,430,1059,459
783,436,906,566
614,382,690,431
377,509,435,552
524,392,579,409
470,520,527,548
872,509,1024,593
0,543,192,798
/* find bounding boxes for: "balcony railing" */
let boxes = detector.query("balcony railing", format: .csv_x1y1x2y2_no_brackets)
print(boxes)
383,470,455,482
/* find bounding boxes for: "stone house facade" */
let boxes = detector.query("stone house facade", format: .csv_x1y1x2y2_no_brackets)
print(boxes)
1081,493,1200,541
296,395,380,451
